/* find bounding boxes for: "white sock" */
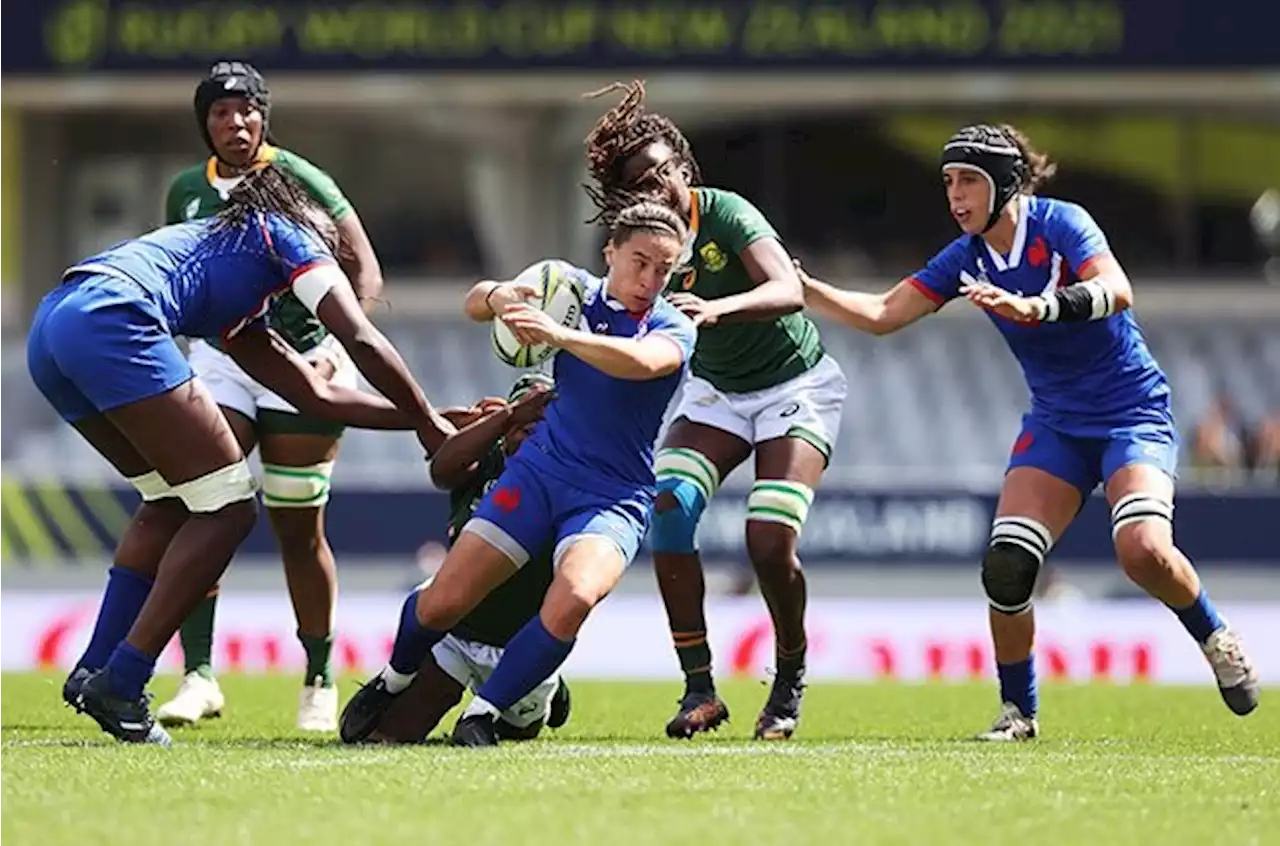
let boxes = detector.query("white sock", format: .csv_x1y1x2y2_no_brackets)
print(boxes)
380,666,416,694
462,696,500,720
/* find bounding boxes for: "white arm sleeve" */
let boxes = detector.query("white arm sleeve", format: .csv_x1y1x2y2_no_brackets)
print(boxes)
291,264,351,315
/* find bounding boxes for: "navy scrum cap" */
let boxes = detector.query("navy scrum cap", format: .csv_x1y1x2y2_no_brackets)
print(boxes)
941,124,1028,232
194,61,272,162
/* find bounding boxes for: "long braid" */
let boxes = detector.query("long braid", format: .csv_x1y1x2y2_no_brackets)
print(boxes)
582,79,701,227
215,164,341,255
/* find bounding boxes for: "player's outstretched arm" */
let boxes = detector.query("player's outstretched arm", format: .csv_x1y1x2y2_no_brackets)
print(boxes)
796,261,937,336
429,389,553,489
291,263,454,454
671,237,804,326
224,325,420,431
334,211,385,313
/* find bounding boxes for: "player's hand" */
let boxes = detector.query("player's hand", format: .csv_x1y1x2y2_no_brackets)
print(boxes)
308,348,340,381
959,281,1041,323
666,292,720,327
486,281,540,318
792,258,817,287
500,303,569,347
440,397,506,428
507,384,555,425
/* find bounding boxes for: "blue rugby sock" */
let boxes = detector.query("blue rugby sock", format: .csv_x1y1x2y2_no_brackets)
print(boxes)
475,617,575,713
102,642,157,701
76,566,153,673
997,657,1038,718
387,588,446,677
1168,589,1224,645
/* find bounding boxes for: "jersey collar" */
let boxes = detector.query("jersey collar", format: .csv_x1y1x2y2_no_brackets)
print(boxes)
983,194,1030,273
204,143,279,187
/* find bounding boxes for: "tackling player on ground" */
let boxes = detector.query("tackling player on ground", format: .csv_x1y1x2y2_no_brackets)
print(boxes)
799,123,1260,739
157,62,385,732
583,80,848,740
340,202,696,747
367,374,572,744
34,164,456,745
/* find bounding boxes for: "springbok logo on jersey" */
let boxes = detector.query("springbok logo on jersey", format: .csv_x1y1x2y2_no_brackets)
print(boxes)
699,242,728,273
184,197,201,220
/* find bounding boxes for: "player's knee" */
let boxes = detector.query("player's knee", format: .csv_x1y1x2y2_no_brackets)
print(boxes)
650,448,720,554
173,460,259,517
982,517,1053,615
1111,494,1175,578
115,499,189,577
414,582,471,631
745,479,814,566
262,461,334,511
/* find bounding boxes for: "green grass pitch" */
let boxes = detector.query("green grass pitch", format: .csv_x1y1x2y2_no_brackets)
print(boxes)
3,673,1277,845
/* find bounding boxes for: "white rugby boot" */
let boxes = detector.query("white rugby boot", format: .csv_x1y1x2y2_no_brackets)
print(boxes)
1202,626,1260,716
975,702,1039,742
156,672,225,727
297,676,339,732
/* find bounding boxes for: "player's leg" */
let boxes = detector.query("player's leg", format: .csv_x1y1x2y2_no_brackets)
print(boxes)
31,286,258,744
159,340,258,727
1103,432,1259,715
339,460,550,743
976,418,1092,742
742,355,847,740
257,418,343,731
452,499,644,746
443,636,563,742
652,387,752,738
367,646,467,744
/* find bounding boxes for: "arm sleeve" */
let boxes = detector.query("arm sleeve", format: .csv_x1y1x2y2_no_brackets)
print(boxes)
1050,202,1111,277
648,307,697,363
276,150,355,223
906,238,969,305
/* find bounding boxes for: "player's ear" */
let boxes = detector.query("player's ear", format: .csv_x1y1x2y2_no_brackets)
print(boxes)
603,241,616,269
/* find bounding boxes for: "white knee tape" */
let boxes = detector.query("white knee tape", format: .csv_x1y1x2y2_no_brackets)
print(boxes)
172,460,259,513
1111,493,1174,539
126,470,175,502
746,480,815,535
261,462,335,509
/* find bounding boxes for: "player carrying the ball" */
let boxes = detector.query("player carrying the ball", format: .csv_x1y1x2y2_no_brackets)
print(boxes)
366,374,572,744
798,123,1260,740
583,80,848,740
160,62,386,732
339,202,697,747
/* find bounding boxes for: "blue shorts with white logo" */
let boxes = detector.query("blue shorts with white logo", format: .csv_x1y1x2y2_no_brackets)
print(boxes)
1006,412,1179,495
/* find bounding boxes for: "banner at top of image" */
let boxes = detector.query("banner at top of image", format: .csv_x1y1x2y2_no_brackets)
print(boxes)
3,0,1277,74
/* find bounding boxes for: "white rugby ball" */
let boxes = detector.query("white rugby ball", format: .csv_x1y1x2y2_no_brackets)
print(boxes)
491,260,585,368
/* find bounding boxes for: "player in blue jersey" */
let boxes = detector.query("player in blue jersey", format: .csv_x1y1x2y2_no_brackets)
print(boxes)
798,124,1259,739
26,165,472,746
339,202,697,747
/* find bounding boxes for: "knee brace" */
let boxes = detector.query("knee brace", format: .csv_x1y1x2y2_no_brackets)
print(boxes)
650,448,720,553
1110,493,1173,539
746,480,815,535
982,516,1053,615
125,470,175,502
262,461,335,509
171,460,259,513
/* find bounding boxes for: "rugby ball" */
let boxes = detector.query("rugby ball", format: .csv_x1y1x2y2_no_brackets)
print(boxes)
491,260,585,368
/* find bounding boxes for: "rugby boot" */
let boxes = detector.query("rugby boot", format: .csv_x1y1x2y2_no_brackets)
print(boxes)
1202,626,1260,716
665,689,730,739
78,669,172,747
975,702,1039,742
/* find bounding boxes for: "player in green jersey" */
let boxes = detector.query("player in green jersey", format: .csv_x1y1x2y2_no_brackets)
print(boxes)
156,62,386,732
583,81,848,740
365,374,572,744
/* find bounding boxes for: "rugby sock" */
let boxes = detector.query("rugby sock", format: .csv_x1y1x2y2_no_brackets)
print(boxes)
1169,589,1224,644
997,657,1038,718
76,566,153,672
385,588,446,685
776,640,807,681
179,592,218,680
673,630,715,694
298,631,335,688
474,617,575,712
102,642,157,701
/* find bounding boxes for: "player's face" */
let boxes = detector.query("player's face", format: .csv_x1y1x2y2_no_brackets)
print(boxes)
943,165,990,235
604,232,683,312
621,141,691,212
207,96,264,167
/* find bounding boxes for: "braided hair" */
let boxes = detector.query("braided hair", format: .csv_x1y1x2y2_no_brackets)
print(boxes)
583,80,702,227
215,164,341,256
609,201,689,247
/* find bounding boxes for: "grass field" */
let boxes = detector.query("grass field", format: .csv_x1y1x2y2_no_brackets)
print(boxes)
3,673,1277,845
